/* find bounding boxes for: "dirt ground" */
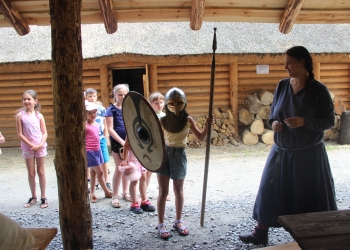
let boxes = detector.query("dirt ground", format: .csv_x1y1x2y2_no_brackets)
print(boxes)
0,141,349,249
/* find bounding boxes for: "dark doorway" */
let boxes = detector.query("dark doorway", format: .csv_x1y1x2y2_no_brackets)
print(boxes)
112,68,146,95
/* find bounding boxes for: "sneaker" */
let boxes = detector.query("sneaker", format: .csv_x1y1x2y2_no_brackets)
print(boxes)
95,184,99,190
130,202,143,214
106,182,112,191
141,200,156,212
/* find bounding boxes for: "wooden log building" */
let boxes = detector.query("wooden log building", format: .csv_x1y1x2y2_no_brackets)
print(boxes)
1,1,350,249
1,23,349,147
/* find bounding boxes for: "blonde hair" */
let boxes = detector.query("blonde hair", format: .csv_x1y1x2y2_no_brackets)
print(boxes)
112,84,129,102
148,91,164,103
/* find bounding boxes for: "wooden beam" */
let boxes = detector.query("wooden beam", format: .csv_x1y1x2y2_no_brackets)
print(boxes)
229,63,239,140
99,64,109,108
279,0,305,34
49,0,93,248
190,0,205,30
0,0,29,35
98,0,117,34
149,64,158,93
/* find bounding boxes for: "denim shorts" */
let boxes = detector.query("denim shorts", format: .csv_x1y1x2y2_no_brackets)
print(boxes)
99,137,110,163
22,147,47,159
86,149,103,167
158,146,187,180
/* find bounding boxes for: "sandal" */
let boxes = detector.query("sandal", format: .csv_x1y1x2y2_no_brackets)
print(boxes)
166,194,171,201
105,191,113,198
40,198,48,209
173,219,189,236
110,197,121,208
90,194,98,203
123,193,132,202
24,197,37,208
155,223,172,240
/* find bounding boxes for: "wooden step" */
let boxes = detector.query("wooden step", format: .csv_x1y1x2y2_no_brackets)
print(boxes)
260,242,300,250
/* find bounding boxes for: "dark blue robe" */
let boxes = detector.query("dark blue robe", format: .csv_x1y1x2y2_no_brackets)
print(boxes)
252,78,338,227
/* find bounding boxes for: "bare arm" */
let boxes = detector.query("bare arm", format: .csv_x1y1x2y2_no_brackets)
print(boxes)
106,116,125,146
32,114,47,151
103,118,110,146
189,115,214,142
0,132,5,143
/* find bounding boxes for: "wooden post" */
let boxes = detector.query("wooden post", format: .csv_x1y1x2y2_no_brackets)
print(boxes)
229,63,238,140
339,111,350,145
100,64,110,108
49,0,93,249
313,62,320,81
149,64,157,93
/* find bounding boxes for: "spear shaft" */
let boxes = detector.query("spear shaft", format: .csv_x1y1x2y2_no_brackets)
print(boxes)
200,28,217,226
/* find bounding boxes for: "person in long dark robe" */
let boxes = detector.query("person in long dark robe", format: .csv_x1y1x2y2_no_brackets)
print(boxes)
239,46,338,246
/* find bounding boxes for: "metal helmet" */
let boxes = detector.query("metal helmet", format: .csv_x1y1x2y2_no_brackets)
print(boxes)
164,87,187,116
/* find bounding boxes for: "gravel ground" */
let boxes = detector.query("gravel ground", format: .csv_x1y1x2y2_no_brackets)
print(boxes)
0,141,349,250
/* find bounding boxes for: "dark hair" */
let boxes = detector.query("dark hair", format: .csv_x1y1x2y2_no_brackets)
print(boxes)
286,46,314,82
22,90,41,111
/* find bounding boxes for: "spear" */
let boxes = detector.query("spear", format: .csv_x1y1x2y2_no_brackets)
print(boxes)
200,28,217,226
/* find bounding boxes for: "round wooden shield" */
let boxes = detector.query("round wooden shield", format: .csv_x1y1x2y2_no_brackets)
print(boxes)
122,92,165,172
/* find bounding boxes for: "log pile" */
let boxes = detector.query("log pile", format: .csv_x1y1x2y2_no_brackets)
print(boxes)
187,107,238,147
323,92,346,141
240,89,274,146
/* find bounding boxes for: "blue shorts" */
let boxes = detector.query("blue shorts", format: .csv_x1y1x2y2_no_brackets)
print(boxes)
86,149,103,167
157,146,187,180
99,137,110,163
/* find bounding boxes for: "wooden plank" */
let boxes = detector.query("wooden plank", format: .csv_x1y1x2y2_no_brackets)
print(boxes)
158,78,228,87
0,0,30,35
26,228,57,250
260,242,300,249
158,65,229,73
321,64,350,70
278,210,350,239
299,234,350,250
157,71,229,80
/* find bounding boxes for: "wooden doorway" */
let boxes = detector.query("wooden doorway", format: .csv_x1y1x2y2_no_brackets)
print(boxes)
112,68,148,97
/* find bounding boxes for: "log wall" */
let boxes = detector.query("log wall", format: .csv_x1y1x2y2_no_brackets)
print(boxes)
0,67,102,147
157,64,230,116
0,57,349,147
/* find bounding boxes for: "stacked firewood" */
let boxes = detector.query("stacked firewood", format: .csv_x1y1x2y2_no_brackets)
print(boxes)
239,89,274,146
187,107,237,147
324,92,346,141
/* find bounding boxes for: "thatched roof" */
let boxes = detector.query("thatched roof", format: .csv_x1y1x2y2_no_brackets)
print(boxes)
1,22,350,63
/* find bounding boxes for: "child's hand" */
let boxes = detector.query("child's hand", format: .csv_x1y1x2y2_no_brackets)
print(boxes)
31,144,43,152
207,114,215,125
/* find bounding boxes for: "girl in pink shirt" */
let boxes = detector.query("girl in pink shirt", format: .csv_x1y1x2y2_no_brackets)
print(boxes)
85,102,113,202
16,90,48,209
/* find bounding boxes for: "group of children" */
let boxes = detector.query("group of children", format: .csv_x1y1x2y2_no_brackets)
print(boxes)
14,85,213,240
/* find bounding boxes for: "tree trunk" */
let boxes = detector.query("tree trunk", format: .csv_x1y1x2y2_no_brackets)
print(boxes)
339,111,350,145
50,0,93,249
